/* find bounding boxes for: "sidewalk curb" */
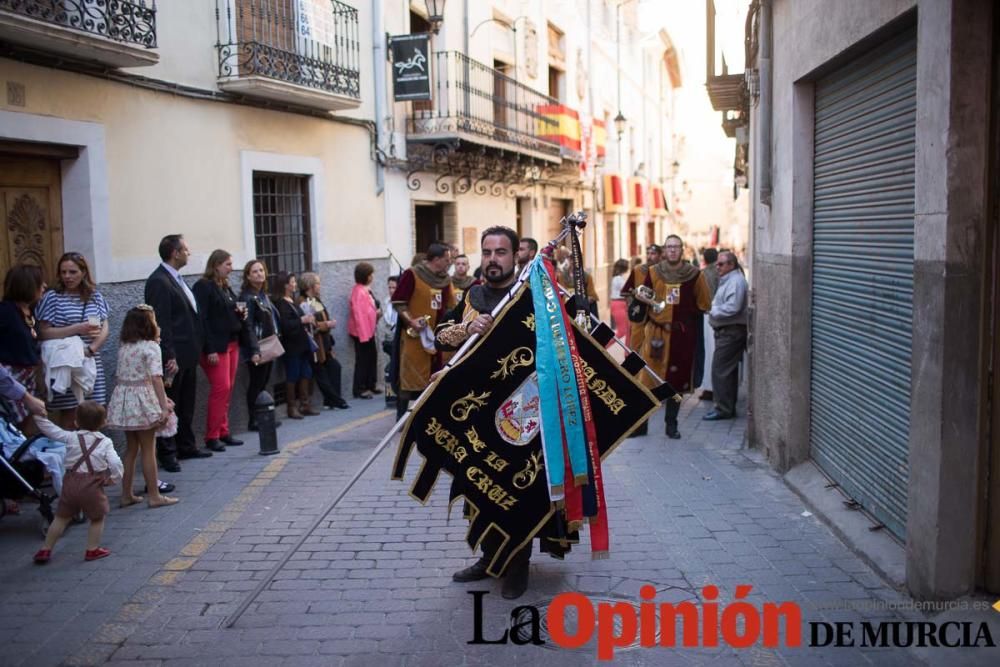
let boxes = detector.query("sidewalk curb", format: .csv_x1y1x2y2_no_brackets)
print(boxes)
784,460,907,590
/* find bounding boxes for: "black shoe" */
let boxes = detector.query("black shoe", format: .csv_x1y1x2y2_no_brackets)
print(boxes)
452,558,490,582
159,459,181,472
335,400,349,409
220,435,243,446
702,411,733,421
178,449,213,460
665,425,681,439
205,439,226,452
143,481,175,494
501,563,530,600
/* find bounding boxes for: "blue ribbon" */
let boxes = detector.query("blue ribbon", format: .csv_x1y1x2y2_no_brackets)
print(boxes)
528,259,590,495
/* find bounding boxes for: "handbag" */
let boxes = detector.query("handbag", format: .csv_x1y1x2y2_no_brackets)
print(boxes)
257,334,285,364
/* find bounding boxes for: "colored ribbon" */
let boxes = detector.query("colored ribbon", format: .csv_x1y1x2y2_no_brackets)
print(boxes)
529,257,590,499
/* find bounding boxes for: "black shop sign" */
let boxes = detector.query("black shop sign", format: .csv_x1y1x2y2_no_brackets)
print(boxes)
390,33,431,101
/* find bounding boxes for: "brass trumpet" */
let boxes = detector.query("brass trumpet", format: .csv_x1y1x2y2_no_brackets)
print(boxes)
634,285,667,314
405,316,428,338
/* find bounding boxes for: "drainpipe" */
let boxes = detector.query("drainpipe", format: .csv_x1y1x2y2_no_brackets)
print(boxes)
463,0,469,56
372,0,387,196
758,0,772,206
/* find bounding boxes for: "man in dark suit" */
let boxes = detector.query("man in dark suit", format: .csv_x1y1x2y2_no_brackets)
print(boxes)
145,234,210,471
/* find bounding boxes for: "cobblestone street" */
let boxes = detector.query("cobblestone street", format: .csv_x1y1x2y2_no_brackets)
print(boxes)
1,395,996,666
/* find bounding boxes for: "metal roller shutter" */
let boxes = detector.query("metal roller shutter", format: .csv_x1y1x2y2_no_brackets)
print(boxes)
810,29,916,539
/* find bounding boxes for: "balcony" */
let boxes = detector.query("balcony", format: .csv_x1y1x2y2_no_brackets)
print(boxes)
215,0,361,112
0,0,158,68
407,52,566,163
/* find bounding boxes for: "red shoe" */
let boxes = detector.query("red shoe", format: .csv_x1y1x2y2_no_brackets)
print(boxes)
84,547,110,561
33,549,51,564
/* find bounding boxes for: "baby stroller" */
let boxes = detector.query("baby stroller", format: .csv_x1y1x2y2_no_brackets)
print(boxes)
0,401,55,536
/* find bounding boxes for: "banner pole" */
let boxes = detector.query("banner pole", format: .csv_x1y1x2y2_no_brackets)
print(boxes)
223,219,582,628
553,283,670,387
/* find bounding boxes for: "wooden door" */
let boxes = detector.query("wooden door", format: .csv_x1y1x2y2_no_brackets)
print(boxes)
0,158,64,286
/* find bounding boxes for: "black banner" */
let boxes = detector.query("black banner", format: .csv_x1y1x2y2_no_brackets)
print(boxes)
390,33,431,101
392,284,660,576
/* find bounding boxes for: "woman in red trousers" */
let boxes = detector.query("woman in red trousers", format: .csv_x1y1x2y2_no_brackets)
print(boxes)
192,250,245,452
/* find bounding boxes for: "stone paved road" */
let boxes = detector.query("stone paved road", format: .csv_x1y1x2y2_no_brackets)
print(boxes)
3,394,998,666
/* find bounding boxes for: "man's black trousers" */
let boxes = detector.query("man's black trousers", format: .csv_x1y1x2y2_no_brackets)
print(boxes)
157,363,198,463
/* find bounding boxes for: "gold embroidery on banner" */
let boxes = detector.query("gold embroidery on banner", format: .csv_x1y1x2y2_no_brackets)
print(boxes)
465,426,487,452
522,313,536,331
576,358,627,415
490,347,534,380
424,417,467,463
484,451,509,472
466,466,519,510
512,451,542,490
450,390,491,422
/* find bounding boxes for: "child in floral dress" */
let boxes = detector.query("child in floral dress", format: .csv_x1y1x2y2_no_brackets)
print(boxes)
105,306,178,509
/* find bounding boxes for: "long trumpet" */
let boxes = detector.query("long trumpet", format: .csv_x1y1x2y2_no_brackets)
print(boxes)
634,285,666,314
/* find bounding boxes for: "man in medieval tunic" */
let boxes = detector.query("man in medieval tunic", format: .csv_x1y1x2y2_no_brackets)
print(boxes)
639,235,712,439
622,244,662,356
450,254,477,303
433,226,553,600
390,243,456,419
619,244,661,435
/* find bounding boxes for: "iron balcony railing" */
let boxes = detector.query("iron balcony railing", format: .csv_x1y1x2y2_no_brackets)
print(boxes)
216,0,360,100
0,0,157,48
408,51,562,158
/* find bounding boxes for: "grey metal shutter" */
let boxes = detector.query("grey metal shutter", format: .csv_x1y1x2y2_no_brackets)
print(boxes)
810,29,916,539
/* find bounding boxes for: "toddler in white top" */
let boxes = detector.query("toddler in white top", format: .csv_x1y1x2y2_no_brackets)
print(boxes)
32,400,122,564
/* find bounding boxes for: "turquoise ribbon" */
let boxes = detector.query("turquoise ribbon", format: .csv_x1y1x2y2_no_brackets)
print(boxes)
529,259,589,493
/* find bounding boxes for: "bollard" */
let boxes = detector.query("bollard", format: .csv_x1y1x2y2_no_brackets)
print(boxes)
254,391,279,456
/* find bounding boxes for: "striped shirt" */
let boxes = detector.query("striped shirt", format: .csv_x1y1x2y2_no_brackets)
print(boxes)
35,290,110,408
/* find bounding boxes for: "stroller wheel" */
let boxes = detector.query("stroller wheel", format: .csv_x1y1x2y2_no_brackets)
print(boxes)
38,512,50,538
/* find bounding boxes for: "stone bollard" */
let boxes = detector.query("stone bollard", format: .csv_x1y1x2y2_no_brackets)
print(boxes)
254,391,279,456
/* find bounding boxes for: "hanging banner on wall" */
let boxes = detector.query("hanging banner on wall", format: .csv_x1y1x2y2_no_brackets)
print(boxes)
390,33,432,101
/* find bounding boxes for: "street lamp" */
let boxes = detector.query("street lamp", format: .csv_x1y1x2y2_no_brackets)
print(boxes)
425,0,446,34
614,111,627,139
